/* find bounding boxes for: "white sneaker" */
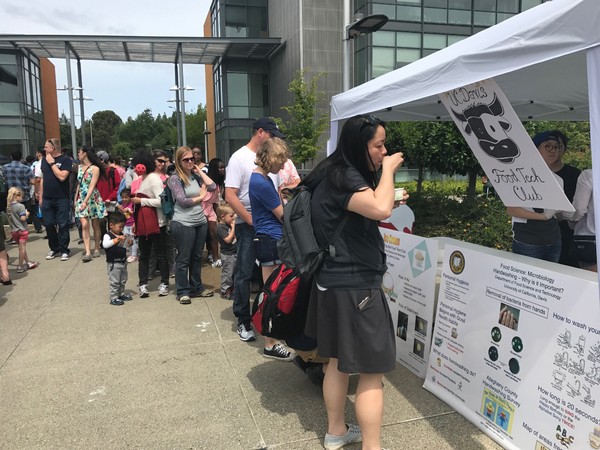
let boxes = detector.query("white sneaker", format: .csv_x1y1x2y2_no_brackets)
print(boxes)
237,323,256,342
60,253,70,261
211,259,222,268
127,255,138,263
139,284,150,298
158,283,169,297
46,251,58,260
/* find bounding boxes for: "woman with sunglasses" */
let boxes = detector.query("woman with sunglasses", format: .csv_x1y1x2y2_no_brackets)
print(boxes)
303,114,406,450
74,146,107,262
167,146,217,304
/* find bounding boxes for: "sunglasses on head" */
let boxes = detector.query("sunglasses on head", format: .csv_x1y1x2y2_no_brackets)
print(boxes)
156,158,166,164
181,157,195,163
360,115,382,130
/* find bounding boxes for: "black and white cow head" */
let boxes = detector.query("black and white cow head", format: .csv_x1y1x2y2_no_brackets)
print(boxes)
451,94,520,164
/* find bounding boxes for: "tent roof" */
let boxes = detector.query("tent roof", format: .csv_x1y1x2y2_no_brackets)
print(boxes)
331,0,600,123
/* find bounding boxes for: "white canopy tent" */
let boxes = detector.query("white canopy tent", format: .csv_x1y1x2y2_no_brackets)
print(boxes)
329,0,600,279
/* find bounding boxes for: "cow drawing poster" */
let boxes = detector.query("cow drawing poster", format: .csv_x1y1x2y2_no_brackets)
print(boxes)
439,79,573,212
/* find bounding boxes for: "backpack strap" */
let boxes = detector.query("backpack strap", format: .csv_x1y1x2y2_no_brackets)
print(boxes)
328,213,349,258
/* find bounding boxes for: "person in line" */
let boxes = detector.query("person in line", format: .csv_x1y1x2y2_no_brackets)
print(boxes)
203,158,224,267
550,130,582,266
569,168,596,271
167,146,216,304
74,146,106,262
117,188,138,263
216,204,237,300
0,224,10,285
3,150,43,234
40,138,73,261
303,114,405,450
507,132,567,262
102,211,132,306
6,187,39,273
225,117,284,342
130,151,170,298
249,137,296,361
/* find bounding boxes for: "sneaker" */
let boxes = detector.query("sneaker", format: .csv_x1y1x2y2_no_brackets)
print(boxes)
60,253,69,261
27,261,39,270
158,283,169,297
118,293,133,301
6,239,16,245
237,323,256,342
207,254,214,264
178,295,191,304
110,298,124,306
46,250,58,260
126,255,138,263
82,254,92,263
198,288,213,298
221,288,233,300
16,264,28,274
324,424,362,450
263,343,295,362
92,250,101,258
139,284,150,298
77,238,84,244
211,259,222,268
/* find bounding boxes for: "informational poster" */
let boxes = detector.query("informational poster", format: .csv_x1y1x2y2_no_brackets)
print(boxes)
380,228,439,378
424,242,600,450
439,78,573,212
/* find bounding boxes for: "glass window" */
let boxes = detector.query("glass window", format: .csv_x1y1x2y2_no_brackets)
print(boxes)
0,124,22,139
497,0,518,13
423,8,447,23
423,34,446,49
372,47,395,78
474,11,495,26
448,35,466,45
227,72,248,117
398,0,421,4
247,5,268,37
473,0,495,11
0,64,19,102
396,48,421,63
355,48,367,86
372,3,396,19
448,9,471,24
396,32,421,48
423,0,447,6
373,31,396,47
0,103,21,116
452,0,471,9
397,6,421,21
0,53,17,65
497,12,515,22
225,6,247,37
522,0,542,11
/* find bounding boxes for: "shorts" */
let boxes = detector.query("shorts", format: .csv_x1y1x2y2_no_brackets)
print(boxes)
253,234,281,267
11,230,29,243
309,285,395,374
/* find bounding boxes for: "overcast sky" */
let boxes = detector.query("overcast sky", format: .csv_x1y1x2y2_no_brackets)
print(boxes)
1,0,211,123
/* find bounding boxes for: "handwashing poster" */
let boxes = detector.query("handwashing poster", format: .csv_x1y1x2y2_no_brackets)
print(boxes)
380,228,438,378
424,243,600,450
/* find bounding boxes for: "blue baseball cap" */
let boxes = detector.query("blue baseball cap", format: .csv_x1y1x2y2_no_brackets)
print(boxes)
532,131,559,148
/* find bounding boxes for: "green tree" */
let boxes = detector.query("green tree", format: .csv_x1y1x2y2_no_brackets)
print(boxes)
184,104,207,151
92,110,123,151
58,112,72,152
117,109,157,150
275,70,328,165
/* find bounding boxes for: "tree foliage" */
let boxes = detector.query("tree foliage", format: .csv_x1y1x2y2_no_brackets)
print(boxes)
92,110,123,151
275,70,328,165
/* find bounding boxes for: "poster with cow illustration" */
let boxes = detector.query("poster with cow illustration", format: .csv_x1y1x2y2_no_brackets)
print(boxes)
439,79,573,212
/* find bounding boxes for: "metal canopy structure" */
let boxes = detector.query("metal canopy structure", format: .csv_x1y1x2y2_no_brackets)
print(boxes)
1,34,282,65
0,34,282,156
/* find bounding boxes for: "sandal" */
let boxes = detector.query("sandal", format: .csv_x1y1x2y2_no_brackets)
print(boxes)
1,277,12,285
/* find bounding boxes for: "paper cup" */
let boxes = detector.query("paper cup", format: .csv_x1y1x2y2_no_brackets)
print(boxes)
394,187,405,201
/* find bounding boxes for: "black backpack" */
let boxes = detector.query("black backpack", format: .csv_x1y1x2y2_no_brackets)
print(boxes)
277,185,348,276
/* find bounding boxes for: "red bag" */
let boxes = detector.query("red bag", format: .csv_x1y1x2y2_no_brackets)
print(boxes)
134,193,160,237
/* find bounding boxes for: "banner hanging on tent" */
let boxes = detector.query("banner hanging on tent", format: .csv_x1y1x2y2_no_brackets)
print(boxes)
439,78,574,211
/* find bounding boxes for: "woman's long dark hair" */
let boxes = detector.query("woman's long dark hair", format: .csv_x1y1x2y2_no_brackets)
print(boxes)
79,146,107,180
207,158,225,191
131,149,155,175
304,115,385,192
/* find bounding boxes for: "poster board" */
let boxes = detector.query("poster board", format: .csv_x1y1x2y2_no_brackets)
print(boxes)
439,78,574,212
380,228,438,378
424,240,600,450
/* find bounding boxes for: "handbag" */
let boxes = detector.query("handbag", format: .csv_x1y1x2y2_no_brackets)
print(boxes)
569,235,596,264
134,193,160,237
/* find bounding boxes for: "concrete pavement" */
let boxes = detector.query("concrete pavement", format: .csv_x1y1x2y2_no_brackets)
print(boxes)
0,227,502,449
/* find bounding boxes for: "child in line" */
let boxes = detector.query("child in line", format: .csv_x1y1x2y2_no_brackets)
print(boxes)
7,187,39,273
216,204,237,300
102,211,131,306
118,188,138,263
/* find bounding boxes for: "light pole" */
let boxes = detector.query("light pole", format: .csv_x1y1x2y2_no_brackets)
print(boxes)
168,97,188,147
73,114,94,148
203,120,211,163
57,84,83,158
343,2,388,91
73,96,93,146
169,84,194,146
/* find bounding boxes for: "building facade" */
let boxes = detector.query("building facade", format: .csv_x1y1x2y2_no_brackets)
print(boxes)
206,0,547,163
0,47,58,162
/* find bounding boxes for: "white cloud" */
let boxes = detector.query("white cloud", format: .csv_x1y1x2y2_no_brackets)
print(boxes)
1,0,211,122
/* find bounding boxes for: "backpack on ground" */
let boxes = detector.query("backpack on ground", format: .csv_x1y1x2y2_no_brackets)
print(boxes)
251,263,313,339
277,185,348,276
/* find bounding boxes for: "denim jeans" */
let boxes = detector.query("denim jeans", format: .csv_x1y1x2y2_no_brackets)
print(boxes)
138,226,169,286
512,239,561,263
42,197,71,255
24,198,43,232
233,222,255,325
170,220,207,297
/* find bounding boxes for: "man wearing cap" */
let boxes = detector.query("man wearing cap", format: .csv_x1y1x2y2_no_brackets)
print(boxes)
507,131,570,262
224,117,284,342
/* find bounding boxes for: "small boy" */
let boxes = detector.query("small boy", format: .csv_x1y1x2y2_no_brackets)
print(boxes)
7,187,39,273
216,204,237,300
117,188,138,263
102,211,131,306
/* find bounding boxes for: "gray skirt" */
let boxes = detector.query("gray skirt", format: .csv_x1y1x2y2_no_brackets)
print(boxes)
305,284,396,374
